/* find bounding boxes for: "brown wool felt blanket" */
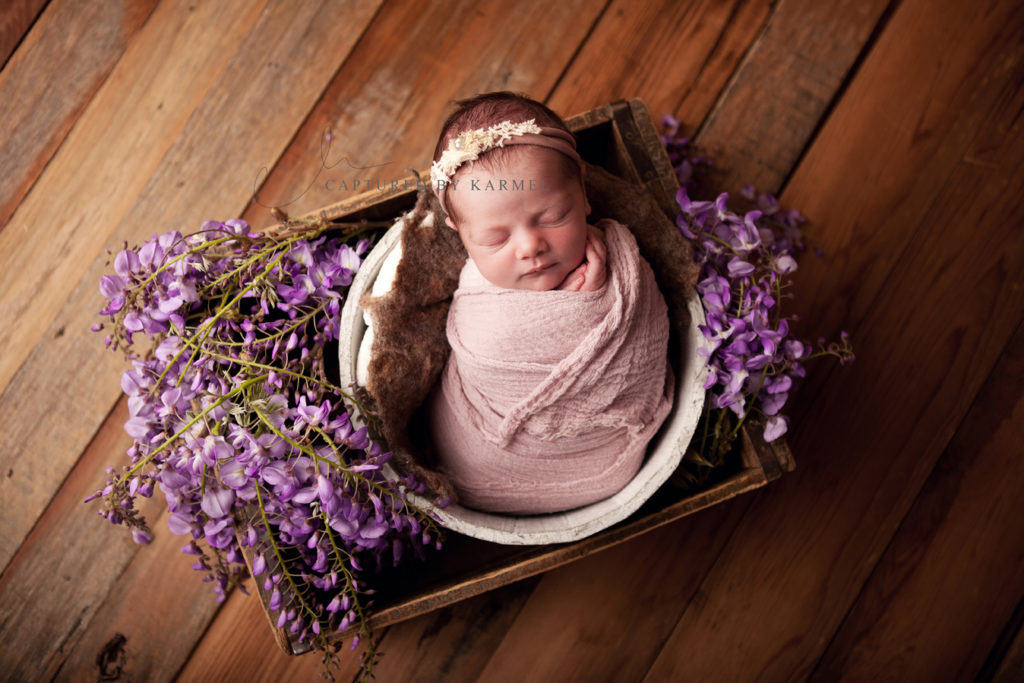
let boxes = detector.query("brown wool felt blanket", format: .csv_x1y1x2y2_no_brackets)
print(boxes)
427,220,674,514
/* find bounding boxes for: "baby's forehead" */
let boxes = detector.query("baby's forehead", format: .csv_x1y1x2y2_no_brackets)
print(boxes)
445,145,587,223
458,147,583,189
466,144,565,174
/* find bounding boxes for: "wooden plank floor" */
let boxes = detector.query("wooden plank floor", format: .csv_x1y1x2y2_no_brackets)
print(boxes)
1,1,1021,681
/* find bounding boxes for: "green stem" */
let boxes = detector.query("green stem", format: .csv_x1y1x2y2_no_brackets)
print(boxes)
214,301,324,348
698,401,713,457
730,365,769,439
306,422,430,522
198,241,286,296
712,408,729,457
204,350,354,402
113,236,235,332
117,374,268,483
153,246,291,391
254,485,320,624
250,407,398,510
317,512,378,680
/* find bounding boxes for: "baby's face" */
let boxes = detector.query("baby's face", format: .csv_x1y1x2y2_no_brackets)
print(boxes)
445,147,590,291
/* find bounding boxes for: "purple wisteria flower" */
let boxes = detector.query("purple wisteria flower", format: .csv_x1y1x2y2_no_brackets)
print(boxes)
663,116,853,476
89,217,442,679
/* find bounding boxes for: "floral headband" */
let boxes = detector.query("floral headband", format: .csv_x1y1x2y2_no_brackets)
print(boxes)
430,118,583,216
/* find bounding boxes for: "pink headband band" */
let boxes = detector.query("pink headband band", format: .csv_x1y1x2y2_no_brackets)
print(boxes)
430,119,583,217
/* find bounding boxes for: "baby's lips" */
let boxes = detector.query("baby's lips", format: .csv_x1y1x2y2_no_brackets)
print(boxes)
524,262,555,276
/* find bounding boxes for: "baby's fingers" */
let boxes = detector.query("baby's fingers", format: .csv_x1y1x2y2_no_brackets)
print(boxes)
586,235,606,271
580,234,607,291
557,262,587,291
588,226,608,261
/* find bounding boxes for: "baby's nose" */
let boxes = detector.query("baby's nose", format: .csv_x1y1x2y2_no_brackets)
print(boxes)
514,228,546,258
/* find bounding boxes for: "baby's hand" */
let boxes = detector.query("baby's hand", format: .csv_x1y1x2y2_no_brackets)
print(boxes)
558,226,607,292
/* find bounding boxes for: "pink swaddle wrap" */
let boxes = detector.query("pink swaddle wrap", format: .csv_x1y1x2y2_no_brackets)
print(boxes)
429,218,674,514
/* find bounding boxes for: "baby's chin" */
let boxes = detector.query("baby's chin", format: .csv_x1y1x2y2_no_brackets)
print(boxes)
479,270,561,291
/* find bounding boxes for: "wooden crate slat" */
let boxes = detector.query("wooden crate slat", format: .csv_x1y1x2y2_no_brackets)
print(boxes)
0,0,380,572
340,464,768,636
641,0,1024,678
0,0,159,231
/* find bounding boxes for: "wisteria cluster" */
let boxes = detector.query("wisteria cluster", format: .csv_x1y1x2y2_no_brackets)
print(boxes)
89,217,441,679
659,116,714,194
661,115,854,477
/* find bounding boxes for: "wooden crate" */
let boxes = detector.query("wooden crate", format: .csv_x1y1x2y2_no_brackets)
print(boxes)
243,99,795,654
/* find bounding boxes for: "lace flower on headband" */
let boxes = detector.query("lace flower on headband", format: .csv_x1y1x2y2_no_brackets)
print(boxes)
430,119,543,188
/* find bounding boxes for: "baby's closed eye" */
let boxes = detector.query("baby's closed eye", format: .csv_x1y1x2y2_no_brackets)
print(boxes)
476,231,509,247
537,206,571,226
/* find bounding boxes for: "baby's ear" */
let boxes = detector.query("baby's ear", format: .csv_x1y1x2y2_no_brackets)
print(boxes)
444,216,458,231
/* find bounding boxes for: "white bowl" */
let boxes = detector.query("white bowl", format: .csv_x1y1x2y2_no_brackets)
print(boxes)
338,221,708,545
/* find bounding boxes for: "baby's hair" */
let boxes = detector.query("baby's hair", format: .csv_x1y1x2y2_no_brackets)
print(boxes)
433,91,582,223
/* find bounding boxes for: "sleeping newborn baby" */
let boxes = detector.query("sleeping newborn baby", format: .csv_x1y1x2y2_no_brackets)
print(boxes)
428,92,673,514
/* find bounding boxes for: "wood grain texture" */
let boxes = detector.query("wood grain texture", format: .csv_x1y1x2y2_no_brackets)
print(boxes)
0,0,47,67
695,0,892,195
781,0,1023,352
811,316,1024,680
991,611,1024,683
349,580,540,682
641,0,1024,679
0,0,380,572
0,0,159,231
474,498,754,683
243,0,607,228
0,399,165,681
175,586,370,683
809,69,1024,680
547,0,772,123
0,0,273,576
0,0,264,397
41,503,222,682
